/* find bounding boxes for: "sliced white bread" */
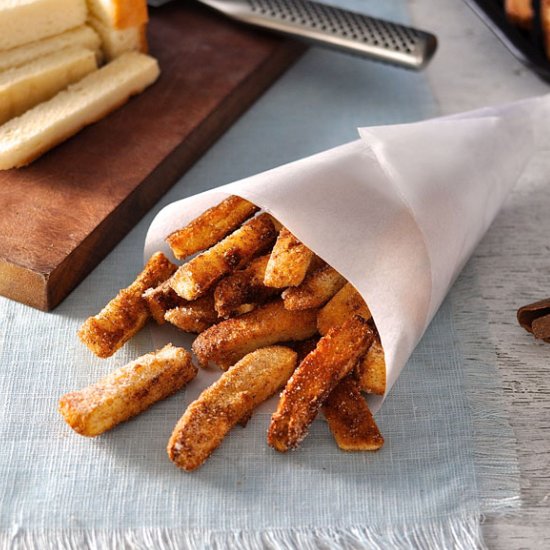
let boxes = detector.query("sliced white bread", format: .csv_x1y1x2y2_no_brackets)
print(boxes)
0,0,88,51
88,16,148,60
0,26,101,73
86,0,148,29
0,47,97,126
0,52,160,170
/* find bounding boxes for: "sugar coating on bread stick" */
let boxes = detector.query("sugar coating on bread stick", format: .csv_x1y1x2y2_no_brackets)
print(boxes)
213,254,278,318
322,376,384,451
170,213,277,301
317,282,371,335
282,264,346,310
168,346,297,471
268,316,374,452
78,252,177,358
59,344,197,437
166,196,259,260
264,228,314,288
192,299,318,370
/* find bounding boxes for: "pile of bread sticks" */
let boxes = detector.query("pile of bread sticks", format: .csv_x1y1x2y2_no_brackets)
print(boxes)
59,196,386,471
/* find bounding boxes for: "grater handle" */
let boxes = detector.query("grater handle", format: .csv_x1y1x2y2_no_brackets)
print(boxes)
199,0,437,70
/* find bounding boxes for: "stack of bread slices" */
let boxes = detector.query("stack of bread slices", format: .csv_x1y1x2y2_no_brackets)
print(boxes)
0,0,160,170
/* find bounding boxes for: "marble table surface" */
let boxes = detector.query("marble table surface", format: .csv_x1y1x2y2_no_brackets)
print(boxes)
409,1,550,548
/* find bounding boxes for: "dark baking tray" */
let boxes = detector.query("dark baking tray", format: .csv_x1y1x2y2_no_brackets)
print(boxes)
464,0,550,82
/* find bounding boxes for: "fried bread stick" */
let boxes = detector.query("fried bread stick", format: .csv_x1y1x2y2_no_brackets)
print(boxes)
356,336,386,395
322,376,384,451
192,299,318,370
166,195,259,260
78,252,177,358
59,344,197,437
142,278,186,325
164,293,219,333
264,227,314,288
282,264,346,311
268,316,373,452
170,213,277,301
317,282,371,335
168,346,297,471
213,254,278,318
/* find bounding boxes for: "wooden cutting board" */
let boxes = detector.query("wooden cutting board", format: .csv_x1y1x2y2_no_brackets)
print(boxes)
0,2,304,311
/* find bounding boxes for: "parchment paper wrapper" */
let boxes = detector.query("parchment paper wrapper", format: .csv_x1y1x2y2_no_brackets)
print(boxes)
145,94,550,413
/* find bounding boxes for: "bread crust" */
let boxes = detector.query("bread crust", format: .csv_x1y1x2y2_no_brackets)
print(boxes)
268,316,374,452
167,346,297,471
282,263,347,310
166,196,259,260
113,0,149,29
192,299,318,369
78,252,176,357
322,376,384,451
59,344,196,436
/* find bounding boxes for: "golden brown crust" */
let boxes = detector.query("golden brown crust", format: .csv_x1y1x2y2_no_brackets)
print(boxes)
78,252,177,358
505,0,534,29
282,264,346,311
138,23,148,54
213,254,278,318
166,196,259,260
544,0,550,59
268,316,374,452
142,278,185,324
114,0,149,29
356,335,386,395
164,293,219,334
322,376,384,451
317,282,371,335
264,228,314,288
192,299,318,370
167,346,297,471
59,344,197,437
170,213,277,301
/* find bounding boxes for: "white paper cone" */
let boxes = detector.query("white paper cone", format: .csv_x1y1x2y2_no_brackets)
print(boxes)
145,94,550,413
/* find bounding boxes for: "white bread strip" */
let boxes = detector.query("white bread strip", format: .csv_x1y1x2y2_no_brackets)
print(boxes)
0,47,97,126
0,0,87,51
0,52,160,170
89,16,147,60
0,26,101,73
86,0,148,29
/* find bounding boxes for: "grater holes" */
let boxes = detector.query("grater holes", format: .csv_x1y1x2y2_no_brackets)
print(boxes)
248,0,421,54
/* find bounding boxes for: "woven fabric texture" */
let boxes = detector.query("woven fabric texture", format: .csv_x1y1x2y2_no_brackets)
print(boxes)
0,1,519,547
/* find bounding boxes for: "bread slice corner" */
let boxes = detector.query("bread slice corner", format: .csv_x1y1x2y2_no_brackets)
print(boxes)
88,16,148,61
86,0,149,30
0,0,88,51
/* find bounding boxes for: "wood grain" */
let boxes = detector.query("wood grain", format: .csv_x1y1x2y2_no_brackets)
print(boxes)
0,2,304,311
